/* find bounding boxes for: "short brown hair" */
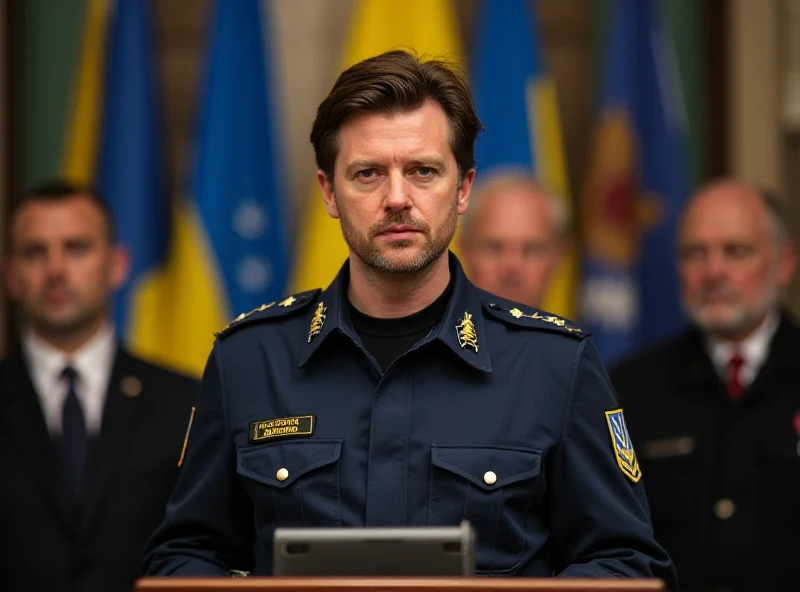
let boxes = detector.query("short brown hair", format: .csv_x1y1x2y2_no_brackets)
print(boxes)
310,49,483,183
10,179,116,244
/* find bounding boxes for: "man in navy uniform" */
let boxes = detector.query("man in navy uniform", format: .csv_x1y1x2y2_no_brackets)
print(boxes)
142,50,676,586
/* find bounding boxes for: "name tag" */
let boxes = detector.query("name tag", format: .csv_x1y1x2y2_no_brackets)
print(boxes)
248,415,315,443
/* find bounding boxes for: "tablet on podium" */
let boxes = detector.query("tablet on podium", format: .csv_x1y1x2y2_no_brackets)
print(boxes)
273,520,476,576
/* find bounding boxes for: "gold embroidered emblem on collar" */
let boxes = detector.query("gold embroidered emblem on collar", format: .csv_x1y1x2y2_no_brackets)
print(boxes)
509,308,582,333
279,295,297,307
308,302,327,342
221,301,276,332
456,312,479,352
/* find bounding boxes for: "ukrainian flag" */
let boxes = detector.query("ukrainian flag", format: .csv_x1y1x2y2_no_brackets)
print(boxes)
469,0,576,320
131,0,290,376
25,0,289,377
60,0,109,185
59,0,171,352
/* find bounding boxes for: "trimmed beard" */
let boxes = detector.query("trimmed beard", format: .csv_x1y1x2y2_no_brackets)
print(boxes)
335,192,459,274
684,265,779,337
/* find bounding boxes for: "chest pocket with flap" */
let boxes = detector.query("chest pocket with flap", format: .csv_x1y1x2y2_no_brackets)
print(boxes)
237,439,342,528
428,444,543,574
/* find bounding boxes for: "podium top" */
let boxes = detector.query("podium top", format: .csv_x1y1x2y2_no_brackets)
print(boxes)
135,577,667,592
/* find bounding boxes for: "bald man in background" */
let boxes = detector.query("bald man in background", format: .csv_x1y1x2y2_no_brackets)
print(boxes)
610,178,800,592
458,170,568,308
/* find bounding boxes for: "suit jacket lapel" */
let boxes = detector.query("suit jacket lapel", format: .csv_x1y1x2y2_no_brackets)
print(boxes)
0,350,80,531
83,347,145,530
676,328,727,399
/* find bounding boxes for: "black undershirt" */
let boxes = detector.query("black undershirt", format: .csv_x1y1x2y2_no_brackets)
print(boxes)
348,277,454,372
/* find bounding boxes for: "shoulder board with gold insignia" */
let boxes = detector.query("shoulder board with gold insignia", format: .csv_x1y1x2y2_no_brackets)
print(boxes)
481,298,588,339
216,289,321,339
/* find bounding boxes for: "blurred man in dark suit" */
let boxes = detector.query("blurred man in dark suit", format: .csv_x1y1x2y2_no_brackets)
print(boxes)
458,169,568,308
0,181,198,592
610,178,800,592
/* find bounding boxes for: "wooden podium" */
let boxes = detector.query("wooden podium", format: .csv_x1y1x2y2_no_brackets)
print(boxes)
135,577,668,592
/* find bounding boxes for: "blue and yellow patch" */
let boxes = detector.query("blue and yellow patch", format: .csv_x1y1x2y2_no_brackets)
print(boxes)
605,409,641,483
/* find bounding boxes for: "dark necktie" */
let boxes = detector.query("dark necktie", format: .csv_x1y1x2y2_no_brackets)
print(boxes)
61,366,88,497
727,352,745,400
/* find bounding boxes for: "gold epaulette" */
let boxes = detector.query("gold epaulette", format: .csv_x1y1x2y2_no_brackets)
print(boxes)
216,289,321,339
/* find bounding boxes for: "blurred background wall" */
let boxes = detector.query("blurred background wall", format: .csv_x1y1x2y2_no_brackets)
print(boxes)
1,0,797,372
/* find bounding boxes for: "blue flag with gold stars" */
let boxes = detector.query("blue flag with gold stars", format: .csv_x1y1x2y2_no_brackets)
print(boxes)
579,0,690,365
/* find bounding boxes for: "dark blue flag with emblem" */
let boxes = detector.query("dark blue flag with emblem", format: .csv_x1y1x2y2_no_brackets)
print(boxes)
579,0,690,365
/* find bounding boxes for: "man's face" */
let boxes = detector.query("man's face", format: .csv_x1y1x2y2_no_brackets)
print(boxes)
461,183,563,308
5,195,128,339
317,101,474,274
678,183,796,339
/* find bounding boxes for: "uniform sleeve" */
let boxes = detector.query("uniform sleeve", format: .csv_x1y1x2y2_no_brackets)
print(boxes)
549,337,678,590
142,344,253,576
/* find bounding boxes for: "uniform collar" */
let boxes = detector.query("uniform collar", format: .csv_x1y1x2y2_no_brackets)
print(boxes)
298,251,492,373
432,252,492,372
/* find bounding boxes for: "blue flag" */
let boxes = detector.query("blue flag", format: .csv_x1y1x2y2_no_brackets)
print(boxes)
580,0,690,364
97,0,168,341
191,0,289,316
472,0,540,170
469,0,576,318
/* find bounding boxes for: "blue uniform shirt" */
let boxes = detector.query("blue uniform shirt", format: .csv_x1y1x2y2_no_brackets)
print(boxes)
143,253,676,586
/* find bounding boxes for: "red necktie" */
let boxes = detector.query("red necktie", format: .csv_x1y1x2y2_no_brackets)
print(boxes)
727,352,745,399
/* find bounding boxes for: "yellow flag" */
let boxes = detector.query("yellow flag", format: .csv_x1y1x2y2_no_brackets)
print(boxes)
530,79,577,319
289,0,465,293
60,0,110,183
127,199,229,377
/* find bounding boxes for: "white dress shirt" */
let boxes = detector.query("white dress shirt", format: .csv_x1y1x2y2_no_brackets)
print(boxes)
706,311,780,389
23,324,116,436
